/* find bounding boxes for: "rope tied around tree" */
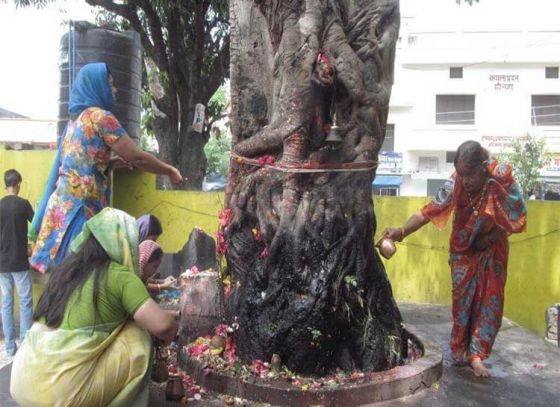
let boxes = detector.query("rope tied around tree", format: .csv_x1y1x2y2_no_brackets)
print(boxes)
230,152,378,173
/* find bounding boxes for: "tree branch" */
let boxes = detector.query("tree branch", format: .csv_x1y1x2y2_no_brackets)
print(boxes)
201,38,230,102
137,0,169,71
165,2,181,84
192,1,208,82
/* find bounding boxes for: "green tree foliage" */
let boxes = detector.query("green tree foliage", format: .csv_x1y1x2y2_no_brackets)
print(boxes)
204,85,230,176
206,85,229,128
503,134,549,197
204,130,231,176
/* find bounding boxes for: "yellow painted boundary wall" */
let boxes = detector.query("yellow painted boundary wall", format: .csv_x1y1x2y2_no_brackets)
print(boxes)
0,147,58,208
2,147,559,337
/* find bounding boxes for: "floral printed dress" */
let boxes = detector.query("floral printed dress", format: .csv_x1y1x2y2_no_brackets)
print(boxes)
421,158,527,363
30,107,126,273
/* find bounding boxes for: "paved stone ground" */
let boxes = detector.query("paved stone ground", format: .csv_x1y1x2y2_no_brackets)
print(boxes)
374,303,560,407
0,334,17,370
1,303,559,406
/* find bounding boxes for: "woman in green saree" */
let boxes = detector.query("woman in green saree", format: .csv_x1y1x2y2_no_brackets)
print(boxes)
10,208,177,407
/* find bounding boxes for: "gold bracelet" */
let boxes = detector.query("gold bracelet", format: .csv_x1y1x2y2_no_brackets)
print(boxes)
400,227,406,241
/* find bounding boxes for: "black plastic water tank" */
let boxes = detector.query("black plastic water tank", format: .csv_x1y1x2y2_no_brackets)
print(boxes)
58,22,142,142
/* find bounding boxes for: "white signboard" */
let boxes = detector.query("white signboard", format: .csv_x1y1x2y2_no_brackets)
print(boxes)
481,135,515,153
192,103,206,133
545,154,560,173
378,152,403,174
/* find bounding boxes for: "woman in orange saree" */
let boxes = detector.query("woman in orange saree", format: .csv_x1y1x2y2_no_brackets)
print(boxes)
383,140,527,376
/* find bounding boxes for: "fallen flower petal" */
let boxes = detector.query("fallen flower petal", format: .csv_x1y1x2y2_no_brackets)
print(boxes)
259,246,269,259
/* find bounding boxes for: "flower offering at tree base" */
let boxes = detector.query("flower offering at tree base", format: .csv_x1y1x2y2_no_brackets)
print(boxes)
183,323,425,393
216,209,231,255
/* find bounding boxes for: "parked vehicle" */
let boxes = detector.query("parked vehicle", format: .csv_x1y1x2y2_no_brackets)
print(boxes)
202,173,227,191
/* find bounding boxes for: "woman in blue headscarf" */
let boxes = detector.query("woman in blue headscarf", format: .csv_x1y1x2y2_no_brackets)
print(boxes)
29,63,182,273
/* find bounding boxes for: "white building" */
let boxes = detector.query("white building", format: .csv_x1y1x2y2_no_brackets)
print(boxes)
0,107,56,149
376,0,560,197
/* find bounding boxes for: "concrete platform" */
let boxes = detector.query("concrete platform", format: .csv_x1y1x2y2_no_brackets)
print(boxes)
1,303,559,406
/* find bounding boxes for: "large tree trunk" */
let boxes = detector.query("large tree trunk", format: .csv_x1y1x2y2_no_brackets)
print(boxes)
178,86,211,190
152,87,209,190
224,0,404,375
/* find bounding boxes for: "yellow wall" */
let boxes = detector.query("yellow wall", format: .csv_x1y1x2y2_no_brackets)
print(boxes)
0,147,56,207
1,149,558,337
376,197,560,336
113,169,223,253
501,201,560,336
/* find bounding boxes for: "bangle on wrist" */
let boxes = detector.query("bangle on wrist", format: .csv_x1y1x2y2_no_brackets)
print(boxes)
399,227,406,241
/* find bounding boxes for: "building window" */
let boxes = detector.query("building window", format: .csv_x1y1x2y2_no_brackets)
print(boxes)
427,179,447,197
419,156,439,173
436,95,475,125
446,151,456,164
545,67,559,79
374,187,399,197
449,67,463,79
381,124,394,152
531,95,560,126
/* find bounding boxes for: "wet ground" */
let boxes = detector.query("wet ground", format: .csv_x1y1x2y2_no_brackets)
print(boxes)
373,303,560,407
1,303,559,406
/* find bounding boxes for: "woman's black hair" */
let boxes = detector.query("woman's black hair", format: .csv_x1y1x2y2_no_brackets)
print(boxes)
148,248,164,264
33,235,110,328
148,215,163,238
454,140,489,170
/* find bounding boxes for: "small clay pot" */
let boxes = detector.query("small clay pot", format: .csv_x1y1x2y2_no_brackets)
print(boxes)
271,353,281,372
151,359,169,383
210,335,226,350
376,238,397,259
166,374,185,401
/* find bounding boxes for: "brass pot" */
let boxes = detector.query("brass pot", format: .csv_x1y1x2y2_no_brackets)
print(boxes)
376,237,397,259
166,374,185,401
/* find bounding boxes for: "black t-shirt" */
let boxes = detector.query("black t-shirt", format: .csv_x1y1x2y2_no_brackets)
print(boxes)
0,195,34,272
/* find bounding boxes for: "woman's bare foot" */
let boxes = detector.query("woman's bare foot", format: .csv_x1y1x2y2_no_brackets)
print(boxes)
470,357,490,377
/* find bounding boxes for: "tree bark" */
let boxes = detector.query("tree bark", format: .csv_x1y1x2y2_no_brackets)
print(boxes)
225,0,404,375
153,92,211,190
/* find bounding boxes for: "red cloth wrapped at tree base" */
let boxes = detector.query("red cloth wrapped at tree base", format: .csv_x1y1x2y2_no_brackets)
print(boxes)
421,157,527,363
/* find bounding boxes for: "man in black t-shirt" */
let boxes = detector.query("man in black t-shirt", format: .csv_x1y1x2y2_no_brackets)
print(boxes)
0,169,34,357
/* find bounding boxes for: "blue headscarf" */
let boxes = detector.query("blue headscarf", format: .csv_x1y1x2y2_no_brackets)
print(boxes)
28,63,114,247
68,62,113,118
